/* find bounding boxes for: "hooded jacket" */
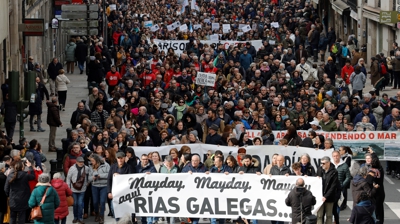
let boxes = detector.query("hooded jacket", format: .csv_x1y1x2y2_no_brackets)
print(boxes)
351,175,376,204
4,167,35,211
65,42,77,62
238,158,261,173
28,184,60,223
372,106,384,130
51,178,72,220
349,200,376,224
319,117,338,132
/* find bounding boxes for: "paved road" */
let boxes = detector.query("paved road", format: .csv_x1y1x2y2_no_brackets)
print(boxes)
16,68,400,223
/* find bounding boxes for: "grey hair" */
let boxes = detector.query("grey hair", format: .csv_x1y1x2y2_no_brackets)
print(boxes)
164,155,173,162
53,172,62,179
0,162,5,171
340,96,349,102
38,173,51,183
358,166,369,177
325,138,333,146
362,93,372,99
321,156,331,162
301,153,311,163
71,130,79,136
90,154,104,165
10,149,20,158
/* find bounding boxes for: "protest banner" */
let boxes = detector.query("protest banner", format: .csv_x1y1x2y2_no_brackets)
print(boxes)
179,24,188,32
112,174,323,221
131,144,333,172
195,72,216,87
193,24,202,30
150,24,160,32
212,23,220,30
143,20,153,28
154,39,263,55
244,130,398,160
242,25,251,32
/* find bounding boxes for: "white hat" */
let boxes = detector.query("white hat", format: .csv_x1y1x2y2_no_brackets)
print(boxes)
310,120,319,126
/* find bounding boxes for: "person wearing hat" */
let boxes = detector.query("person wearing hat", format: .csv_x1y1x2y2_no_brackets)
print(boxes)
239,47,253,70
308,120,322,132
29,173,60,224
66,154,89,224
107,151,135,221
324,56,338,85
353,104,377,129
205,124,222,145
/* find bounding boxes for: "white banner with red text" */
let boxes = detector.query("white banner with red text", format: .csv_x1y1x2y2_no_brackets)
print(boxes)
245,130,399,160
153,39,263,55
131,144,333,172
112,173,323,221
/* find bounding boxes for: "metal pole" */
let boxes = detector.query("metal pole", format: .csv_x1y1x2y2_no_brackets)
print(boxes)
103,0,107,47
19,101,24,139
87,2,90,57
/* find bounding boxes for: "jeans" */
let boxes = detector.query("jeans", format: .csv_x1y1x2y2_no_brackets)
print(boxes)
317,202,334,224
30,114,42,130
78,60,85,72
147,217,158,224
54,217,67,224
10,210,26,224
92,186,108,216
210,218,224,224
72,192,85,221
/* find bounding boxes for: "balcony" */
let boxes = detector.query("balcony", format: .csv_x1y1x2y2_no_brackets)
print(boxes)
347,0,357,11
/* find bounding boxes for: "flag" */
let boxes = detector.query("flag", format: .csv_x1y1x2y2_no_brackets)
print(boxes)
181,0,189,13
191,0,200,11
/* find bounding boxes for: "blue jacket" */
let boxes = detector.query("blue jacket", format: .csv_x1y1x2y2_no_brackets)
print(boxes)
210,164,232,173
239,53,253,70
26,148,43,171
136,162,157,173
181,162,208,173
353,112,377,129
383,114,399,130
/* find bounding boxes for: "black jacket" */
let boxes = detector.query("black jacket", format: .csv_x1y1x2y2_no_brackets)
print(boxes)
0,172,7,213
285,187,316,224
270,165,291,175
205,133,222,145
4,167,35,211
349,201,376,224
75,41,88,62
70,108,91,128
47,62,63,80
107,162,135,194
1,100,17,123
238,158,261,173
317,163,339,202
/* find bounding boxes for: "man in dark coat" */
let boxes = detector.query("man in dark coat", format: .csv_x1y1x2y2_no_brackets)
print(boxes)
149,119,165,146
47,97,63,152
238,154,261,174
75,39,88,74
205,124,222,145
316,156,339,224
70,101,91,128
285,178,317,224
1,94,17,140
47,57,63,96
29,83,47,132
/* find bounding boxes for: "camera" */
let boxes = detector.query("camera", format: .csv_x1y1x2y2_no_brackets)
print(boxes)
362,147,369,152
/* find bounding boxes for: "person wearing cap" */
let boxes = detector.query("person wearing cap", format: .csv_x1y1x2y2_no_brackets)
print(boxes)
353,104,377,129
66,155,89,224
90,102,110,131
308,120,322,132
107,151,135,221
28,173,60,224
324,56,338,85
239,47,253,70
205,124,222,145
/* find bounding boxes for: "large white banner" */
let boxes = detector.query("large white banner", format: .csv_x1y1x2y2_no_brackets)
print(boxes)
245,130,399,160
131,144,333,171
112,174,323,221
153,39,263,55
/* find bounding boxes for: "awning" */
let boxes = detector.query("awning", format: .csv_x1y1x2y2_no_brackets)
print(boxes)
331,0,350,15
350,10,358,20
362,5,381,23
313,0,319,4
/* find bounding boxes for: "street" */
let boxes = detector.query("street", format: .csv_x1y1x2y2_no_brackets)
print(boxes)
17,69,400,223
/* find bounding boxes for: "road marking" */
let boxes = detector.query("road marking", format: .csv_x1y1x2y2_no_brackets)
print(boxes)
385,175,395,185
385,202,400,219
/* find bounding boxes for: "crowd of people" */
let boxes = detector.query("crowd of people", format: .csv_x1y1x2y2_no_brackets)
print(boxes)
0,0,399,223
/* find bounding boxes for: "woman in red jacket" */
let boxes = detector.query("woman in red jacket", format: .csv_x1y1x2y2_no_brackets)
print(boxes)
51,172,73,224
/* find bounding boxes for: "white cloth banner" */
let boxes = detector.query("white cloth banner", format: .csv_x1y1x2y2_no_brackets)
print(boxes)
150,24,160,32
244,130,396,160
154,39,263,55
112,174,323,221
193,24,202,30
241,25,251,33
195,72,216,86
212,23,220,31
180,24,188,32
130,144,333,172
144,21,153,28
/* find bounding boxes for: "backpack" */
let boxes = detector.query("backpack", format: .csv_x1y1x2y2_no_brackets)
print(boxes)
331,43,340,54
379,62,387,75
341,46,349,58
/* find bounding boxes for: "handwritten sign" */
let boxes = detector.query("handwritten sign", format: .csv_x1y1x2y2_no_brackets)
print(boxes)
196,72,216,87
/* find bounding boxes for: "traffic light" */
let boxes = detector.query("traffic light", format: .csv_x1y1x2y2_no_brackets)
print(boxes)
8,71,20,102
24,71,37,101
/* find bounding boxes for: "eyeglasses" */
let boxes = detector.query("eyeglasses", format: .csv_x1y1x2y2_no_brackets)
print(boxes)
179,101,184,103
218,109,223,111
155,99,160,102
244,111,250,114
80,142,85,144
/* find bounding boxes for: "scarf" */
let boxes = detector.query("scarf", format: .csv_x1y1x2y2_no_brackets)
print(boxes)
380,99,388,107
76,164,83,180
175,104,186,121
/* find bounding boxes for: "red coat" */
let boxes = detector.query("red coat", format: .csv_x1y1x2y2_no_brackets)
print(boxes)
341,65,354,84
51,179,72,220
139,72,156,87
63,150,83,175
106,71,121,86
28,169,43,192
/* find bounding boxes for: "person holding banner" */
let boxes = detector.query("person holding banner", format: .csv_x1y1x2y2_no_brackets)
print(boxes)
107,152,135,221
